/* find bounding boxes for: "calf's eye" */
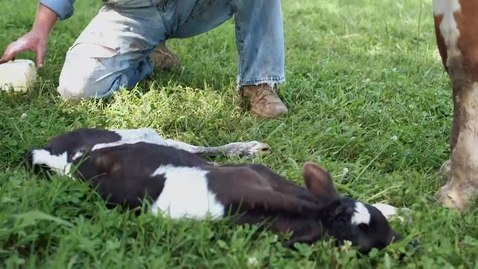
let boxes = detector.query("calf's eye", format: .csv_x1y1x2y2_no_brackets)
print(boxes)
357,223,369,233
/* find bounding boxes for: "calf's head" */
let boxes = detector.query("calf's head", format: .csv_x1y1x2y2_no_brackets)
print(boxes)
301,162,404,254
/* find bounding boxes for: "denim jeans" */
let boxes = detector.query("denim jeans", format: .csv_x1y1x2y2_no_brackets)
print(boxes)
56,0,285,99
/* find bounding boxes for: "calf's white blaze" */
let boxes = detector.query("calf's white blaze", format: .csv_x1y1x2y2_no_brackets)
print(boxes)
151,165,225,219
351,202,371,225
433,0,461,57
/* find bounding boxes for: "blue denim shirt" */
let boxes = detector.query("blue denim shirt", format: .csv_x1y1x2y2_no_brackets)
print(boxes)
39,0,76,20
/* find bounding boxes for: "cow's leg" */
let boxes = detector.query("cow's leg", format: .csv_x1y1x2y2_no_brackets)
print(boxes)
434,2,455,181
433,0,478,209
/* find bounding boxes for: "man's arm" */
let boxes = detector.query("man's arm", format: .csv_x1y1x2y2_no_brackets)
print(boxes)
32,3,59,37
38,0,76,21
0,1,75,65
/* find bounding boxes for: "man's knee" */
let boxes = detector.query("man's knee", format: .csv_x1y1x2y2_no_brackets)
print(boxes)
57,43,125,99
57,69,122,100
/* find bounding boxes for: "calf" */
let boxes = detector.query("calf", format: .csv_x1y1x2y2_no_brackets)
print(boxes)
25,128,404,254
433,0,478,209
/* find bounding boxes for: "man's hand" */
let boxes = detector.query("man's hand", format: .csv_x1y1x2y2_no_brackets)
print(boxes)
0,30,48,67
0,3,58,67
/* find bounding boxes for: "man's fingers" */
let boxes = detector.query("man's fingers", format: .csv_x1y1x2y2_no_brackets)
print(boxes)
36,45,45,68
0,54,13,64
0,42,25,64
1,34,45,66
0,53,14,64
1,37,39,65
0,44,16,64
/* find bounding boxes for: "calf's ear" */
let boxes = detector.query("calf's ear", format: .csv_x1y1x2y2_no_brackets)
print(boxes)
302,162,340,201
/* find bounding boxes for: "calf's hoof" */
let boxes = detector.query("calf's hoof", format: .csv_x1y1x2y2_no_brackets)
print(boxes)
224,141,271,158
244,141,271,157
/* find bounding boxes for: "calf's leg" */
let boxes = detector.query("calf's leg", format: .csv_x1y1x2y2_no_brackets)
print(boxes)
164,139,271,158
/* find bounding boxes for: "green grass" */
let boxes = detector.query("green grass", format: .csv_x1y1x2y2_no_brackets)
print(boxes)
1,0,477,268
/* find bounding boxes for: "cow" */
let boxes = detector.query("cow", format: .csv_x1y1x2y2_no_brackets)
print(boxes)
433,0,478,209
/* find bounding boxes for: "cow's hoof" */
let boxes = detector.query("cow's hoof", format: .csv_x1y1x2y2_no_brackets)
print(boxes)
435,182,474,210
438,159,451,180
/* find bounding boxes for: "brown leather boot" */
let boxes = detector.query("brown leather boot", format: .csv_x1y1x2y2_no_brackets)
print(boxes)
241,83,288,118
150,41,180,71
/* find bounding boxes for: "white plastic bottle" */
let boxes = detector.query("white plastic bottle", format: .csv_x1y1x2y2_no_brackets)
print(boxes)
0,59,37,93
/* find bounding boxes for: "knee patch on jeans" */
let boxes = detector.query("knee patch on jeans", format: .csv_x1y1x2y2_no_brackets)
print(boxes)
57,43,125,99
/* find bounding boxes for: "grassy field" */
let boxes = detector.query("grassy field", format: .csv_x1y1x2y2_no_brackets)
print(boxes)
1,0,477,268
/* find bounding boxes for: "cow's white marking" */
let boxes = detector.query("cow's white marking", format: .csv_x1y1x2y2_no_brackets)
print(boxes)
433,0,462,58
91,128,168,151
150,165,225,219
433,0,461,16
31,149,73,178
450,83,478,174
351,202,371,225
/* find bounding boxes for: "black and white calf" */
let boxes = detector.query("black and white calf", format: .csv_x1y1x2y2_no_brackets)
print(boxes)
25,127,405,254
